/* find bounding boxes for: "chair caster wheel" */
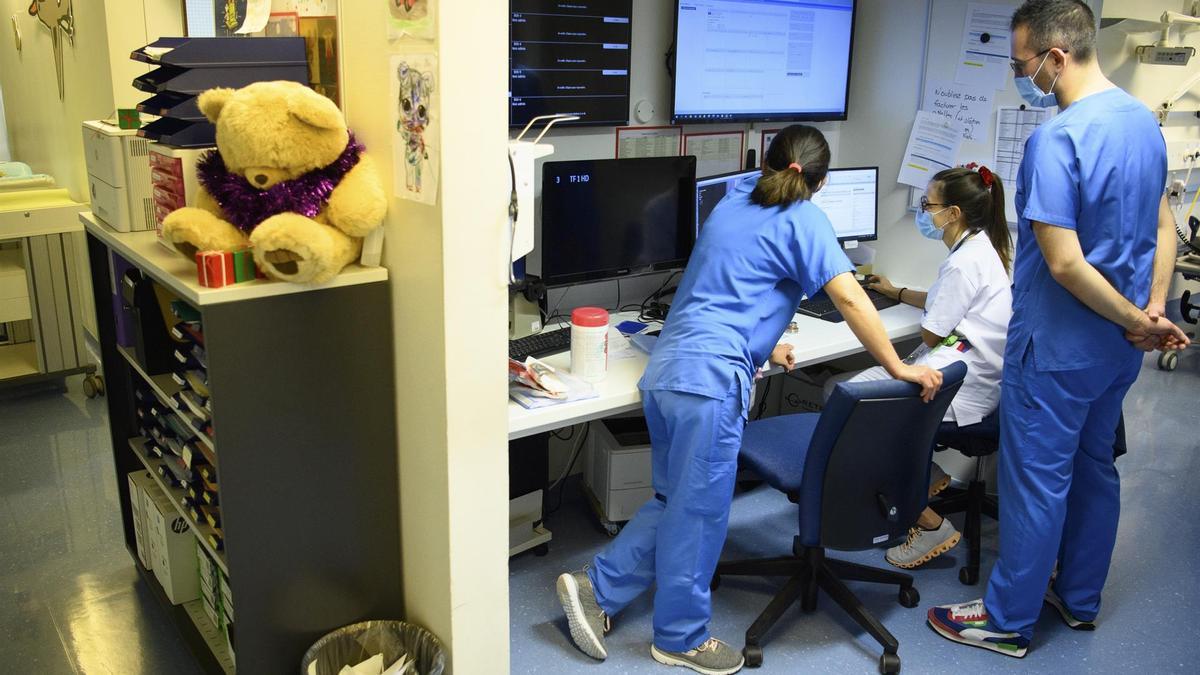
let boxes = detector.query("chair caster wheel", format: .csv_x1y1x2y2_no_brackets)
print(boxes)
710,574,721,591
1158,351,1178,371
533,543,550,557
83,374,105,398
898,586,919,608
959,566,979,585
879,652,901,674
743,644,763,668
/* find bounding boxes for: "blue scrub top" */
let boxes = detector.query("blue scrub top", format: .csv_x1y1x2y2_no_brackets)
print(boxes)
1011,88,1166,371
640,177,853,402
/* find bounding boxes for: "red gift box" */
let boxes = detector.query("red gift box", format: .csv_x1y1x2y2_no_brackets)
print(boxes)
196,251,235,288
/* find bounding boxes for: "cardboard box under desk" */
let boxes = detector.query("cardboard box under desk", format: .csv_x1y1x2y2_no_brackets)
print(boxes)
143,485,200,605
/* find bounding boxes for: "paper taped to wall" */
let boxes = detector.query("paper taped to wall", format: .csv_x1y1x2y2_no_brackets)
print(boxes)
923,79,995,143
898,111,965,189
955,2,1016,91
235,0,272,34
994,104,1054,221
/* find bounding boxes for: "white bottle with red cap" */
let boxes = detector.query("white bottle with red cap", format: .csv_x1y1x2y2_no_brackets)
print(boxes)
570,306,609,383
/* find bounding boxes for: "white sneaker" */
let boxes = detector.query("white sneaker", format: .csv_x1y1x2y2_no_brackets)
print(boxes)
929,462,951,497
651,637,744,674
886,518,961,569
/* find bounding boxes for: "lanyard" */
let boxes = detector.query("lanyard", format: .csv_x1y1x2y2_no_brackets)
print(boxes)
950,229,983,255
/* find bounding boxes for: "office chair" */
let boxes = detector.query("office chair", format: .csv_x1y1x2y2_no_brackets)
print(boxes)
713,362,966,674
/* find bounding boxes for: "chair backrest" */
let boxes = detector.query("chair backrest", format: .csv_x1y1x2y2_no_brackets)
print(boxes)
797,362,966,550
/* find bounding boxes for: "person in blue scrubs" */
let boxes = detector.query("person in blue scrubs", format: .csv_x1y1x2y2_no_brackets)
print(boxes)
556,125,944,675
928,0,1191,659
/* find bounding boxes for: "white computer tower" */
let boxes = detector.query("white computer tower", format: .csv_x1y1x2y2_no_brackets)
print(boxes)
82,121,154,232
584,417,655,524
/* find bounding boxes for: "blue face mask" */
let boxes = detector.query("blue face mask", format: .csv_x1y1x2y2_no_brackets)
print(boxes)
916,208,947,240
1015,51,1059,108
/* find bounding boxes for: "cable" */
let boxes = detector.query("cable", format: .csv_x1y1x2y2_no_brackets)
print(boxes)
752,377,772,420
546,423,591,516
550,424,576,442
507,152,520,284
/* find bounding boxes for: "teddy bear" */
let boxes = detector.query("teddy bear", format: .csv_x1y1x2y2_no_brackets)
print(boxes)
161,80,386,284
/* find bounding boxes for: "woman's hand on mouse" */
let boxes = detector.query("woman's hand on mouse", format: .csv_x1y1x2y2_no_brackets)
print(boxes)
867,274,897,296
770,343,797,372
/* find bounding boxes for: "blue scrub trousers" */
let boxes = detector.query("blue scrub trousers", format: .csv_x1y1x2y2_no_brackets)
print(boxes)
587,377,746,652
984,342,1141,639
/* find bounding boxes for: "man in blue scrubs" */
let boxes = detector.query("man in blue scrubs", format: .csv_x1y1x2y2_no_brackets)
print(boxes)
928,0,1191,658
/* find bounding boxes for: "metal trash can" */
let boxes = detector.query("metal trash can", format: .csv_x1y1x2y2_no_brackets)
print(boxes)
301,620,445,675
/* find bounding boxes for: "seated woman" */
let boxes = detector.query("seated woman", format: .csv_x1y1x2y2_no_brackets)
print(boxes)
843,164,1013,569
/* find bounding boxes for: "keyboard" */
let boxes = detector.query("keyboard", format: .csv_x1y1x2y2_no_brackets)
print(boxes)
509,326,571,361
797,288,900,323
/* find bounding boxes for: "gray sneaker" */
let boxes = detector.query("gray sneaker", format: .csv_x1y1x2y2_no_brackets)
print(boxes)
929,462,951,497
1044,586,1096,631
650,637,744,675
556,570,611,659
885,518,961,569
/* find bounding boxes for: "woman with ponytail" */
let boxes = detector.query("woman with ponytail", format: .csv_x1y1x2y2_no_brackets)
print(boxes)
555,125,942,674
847,164,1014,570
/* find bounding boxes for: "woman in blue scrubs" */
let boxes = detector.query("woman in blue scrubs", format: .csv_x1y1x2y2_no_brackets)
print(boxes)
556,125,943,675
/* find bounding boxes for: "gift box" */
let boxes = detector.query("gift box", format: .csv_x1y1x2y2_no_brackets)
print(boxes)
117,108,141,129
232,249,257,283
196,250,234,288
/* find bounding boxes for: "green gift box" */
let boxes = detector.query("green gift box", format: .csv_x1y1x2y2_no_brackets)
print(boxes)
117,109,141,129
232,250,256,283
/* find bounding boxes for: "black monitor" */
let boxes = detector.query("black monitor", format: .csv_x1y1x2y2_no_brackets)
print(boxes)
811,166,878,242
696,169,761,234
671,0,857,124
540,156,698,287
509,0,633,127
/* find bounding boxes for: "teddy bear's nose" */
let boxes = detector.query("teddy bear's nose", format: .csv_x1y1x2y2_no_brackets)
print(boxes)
254,174,269,186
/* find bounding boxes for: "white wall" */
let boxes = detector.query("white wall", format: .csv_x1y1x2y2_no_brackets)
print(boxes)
0,83,8,161
339,2,510,672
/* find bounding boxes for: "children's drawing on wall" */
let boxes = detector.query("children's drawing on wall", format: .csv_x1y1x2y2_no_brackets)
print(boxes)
256,12,299,37
286,0,335,15
391,54,439,205
388,0,435,41
300,15,339,107
26,0,75,99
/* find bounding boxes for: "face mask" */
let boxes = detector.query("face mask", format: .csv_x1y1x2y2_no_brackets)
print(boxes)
916,208,947,240
1015,51,1059,108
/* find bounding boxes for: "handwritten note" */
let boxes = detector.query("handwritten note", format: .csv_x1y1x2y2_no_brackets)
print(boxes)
923,80,994,143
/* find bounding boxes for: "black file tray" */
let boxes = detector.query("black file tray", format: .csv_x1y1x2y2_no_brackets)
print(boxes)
134,64,309,95
131,37,307,68
137,91,204,121
137,117,217,149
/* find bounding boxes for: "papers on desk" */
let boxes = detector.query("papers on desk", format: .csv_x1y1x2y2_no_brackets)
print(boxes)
508,358,598,409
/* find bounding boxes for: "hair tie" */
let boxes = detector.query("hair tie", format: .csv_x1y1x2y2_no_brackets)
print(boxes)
978,165,994,189
787,162,804,174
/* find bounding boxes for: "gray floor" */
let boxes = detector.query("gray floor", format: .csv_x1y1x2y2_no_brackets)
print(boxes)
511,349,1200,674
0,381,201,675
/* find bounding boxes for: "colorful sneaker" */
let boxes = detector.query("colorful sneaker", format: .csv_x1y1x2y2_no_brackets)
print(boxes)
885,518,961,569
929,462,951,497
1044,586,1096,631
650,637,744,675
927,599,1029,658
556,569,611,660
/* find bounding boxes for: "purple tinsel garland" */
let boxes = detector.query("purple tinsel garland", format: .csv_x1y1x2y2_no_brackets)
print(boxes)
197,132,364,233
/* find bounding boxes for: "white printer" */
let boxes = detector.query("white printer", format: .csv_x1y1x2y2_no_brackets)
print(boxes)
82,120,154,232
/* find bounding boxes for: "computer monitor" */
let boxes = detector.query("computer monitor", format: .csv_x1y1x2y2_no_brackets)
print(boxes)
509,0,633,127
696,169,761,234
671,0,857,124
539,156,698,287
811,166,878,242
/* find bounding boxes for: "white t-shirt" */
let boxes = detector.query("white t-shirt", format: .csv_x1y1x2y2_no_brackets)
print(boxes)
915,233,1013,426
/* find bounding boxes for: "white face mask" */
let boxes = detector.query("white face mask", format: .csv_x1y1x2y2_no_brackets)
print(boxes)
1015,51,1059,108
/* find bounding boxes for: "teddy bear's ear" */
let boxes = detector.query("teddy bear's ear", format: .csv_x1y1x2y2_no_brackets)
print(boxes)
198,88,235,123
288,89,343,131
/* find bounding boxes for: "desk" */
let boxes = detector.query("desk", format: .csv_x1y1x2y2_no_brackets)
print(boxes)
508,304,925,439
